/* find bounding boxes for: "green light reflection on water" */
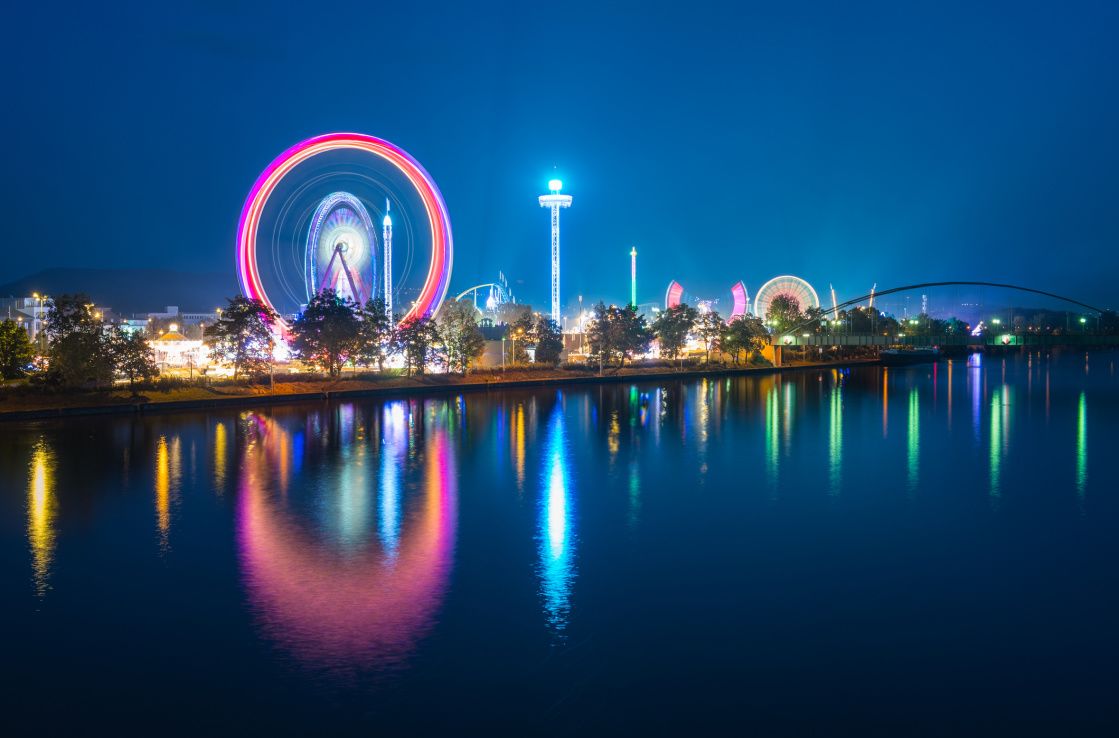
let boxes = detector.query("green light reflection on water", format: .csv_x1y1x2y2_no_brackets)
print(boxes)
828,380,842,496
1076,391,1087,499
907,387,919,492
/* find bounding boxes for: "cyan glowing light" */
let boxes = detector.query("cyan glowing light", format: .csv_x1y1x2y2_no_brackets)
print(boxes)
548,178,563,193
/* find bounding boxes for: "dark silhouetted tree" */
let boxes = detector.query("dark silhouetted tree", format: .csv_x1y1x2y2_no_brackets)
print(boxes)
0,319,35,379
290,289,361,377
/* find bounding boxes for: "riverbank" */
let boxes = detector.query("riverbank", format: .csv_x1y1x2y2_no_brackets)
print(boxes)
0,358,878,422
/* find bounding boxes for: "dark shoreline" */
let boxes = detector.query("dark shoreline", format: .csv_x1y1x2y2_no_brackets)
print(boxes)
0,358,881,423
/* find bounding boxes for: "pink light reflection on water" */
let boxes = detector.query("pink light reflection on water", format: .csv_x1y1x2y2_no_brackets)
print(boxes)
237,412,457,676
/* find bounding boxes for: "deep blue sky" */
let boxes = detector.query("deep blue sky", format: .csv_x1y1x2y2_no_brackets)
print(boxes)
3,0,1117,311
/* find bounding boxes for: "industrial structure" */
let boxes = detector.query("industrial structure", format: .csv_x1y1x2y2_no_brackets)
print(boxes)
538,179,572,323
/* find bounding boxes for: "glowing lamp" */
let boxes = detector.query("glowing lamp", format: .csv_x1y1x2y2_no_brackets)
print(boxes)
548,178,563,193
169,323,179,332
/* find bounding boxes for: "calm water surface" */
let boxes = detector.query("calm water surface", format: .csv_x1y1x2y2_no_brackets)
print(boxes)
4,352,1119,734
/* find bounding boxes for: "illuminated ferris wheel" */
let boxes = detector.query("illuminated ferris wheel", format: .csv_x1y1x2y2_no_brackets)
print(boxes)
752,275,821,320
305,193,377,305
235,133,453,328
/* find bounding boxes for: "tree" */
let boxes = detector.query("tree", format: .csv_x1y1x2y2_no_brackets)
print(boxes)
532,316,564,365
722,315,768,365
356,297,393,370
651,304,697,368
204,295,277,379
393,315,441,376
109,328,158,392
0,319,35,379
438,301,486,374
586,302,652,374
43,294,113,388
695,310,725,364
289,289,361,377
764,294,802,334
802,306,826,335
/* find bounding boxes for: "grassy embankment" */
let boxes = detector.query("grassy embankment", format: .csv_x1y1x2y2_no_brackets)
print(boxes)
0,355,873,418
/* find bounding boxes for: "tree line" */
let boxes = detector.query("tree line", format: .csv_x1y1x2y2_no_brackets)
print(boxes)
0,294,160,388
582,301,770,374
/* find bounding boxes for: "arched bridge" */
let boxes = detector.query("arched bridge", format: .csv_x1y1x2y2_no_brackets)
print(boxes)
776,280,1113,346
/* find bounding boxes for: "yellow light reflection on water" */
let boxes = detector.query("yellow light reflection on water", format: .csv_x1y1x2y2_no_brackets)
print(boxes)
213,421,227,492
1076,391,1087,499
514,403,526,492
882,368,889,438
27,438,56,596
607,410,620,459
907,387,919,492
155,435,181,550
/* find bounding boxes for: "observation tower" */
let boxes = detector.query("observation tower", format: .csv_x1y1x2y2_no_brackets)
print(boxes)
630,247,637,307
383,199,393,323
539,179,572,324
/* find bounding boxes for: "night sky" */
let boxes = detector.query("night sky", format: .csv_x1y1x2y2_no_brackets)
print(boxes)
3,1,1117,311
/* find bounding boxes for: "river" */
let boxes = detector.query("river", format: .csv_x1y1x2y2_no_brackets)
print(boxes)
3,351,1117,734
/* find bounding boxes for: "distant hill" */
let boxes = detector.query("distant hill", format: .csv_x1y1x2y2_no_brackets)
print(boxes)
0,268,240,316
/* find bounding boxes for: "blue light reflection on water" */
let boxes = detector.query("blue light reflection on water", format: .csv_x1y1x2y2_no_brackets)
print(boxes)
537,394,574,636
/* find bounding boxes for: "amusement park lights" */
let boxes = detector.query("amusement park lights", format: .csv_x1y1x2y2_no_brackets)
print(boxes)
236,133,453,327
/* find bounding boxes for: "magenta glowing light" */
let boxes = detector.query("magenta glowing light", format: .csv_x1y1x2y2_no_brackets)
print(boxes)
236,133,453,325
665,280,684,309
730,281,749,321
